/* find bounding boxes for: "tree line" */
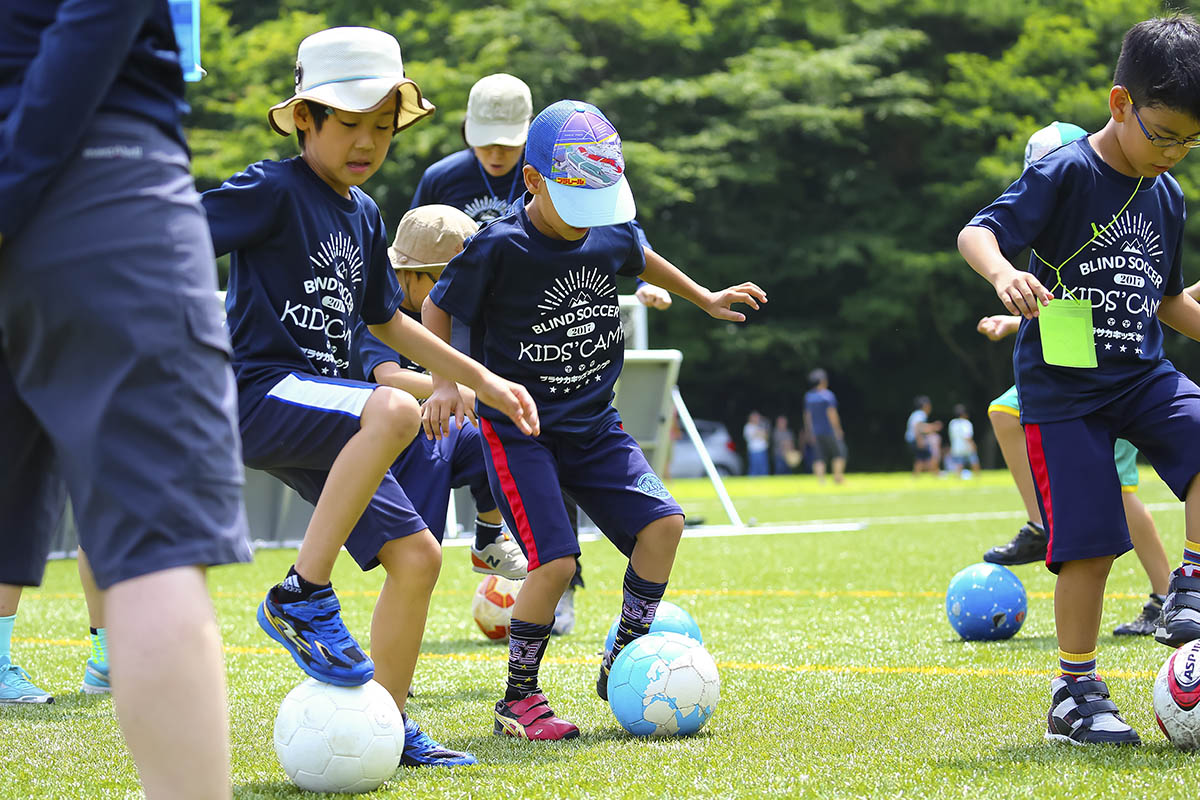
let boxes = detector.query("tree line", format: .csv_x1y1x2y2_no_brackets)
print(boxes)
185,0,1197,469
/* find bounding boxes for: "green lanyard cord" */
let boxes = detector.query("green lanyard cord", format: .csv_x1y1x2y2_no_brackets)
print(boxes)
1031,176,1144,300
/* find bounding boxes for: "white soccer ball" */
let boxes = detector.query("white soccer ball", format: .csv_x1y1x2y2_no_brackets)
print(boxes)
1153,640,1200,749
471,575,522,640
273,678,404,793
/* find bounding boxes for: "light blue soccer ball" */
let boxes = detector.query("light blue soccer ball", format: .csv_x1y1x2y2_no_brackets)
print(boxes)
945,562,1027,641
608,632,720,737
603,600,702,654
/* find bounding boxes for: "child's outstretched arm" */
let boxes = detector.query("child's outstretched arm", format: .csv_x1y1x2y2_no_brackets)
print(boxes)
1158,291,1200,342
369,308,538,440
639,248,766,321
958,226,1053,319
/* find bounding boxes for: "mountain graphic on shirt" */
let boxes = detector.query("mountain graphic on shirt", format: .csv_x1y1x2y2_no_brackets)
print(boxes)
1120,239,1142,256
537,266,617,316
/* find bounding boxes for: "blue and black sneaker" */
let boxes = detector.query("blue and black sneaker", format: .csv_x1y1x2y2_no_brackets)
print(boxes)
400,715,477,766
257,586,373,686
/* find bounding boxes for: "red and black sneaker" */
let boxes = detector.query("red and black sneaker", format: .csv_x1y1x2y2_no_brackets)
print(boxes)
493,693,580,741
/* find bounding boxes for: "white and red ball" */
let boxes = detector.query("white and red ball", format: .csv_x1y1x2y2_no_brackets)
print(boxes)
1153,639,1200,749
471,575,522,640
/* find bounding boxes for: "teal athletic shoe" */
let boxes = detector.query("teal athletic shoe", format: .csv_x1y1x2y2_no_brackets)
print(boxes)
400,715,477,766
81,658,111,695
0,657,53,704
257,586,374,686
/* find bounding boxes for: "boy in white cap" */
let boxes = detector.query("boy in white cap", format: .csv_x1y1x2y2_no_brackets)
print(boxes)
351,205,526,576
202,27,538,764
423,99,765,739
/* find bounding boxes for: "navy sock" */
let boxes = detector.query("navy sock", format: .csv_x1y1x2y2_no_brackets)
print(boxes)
605,564,668,667
271,565,329,603
474,519,504,550
505,619,552,701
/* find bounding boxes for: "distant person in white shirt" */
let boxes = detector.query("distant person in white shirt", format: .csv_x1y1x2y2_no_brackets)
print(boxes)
945,404,981,477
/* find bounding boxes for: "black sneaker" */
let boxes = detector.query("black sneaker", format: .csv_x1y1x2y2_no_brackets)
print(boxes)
983,523,1047,566
1045,674,1140,745
596,652,612,701
1156,567,1200,648
1113,594,1164,636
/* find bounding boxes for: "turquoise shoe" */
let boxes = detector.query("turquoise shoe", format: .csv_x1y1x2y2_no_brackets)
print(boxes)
0,657,53,704
81,658,110,695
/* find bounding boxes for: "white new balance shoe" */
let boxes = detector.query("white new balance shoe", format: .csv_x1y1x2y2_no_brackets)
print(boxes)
471,536,528,580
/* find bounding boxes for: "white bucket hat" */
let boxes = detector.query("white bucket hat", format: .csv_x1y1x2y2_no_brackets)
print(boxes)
464,73,533,147
268,27,435,136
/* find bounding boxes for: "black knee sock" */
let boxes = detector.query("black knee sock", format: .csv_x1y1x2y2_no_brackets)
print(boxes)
605,563,668,666
474,518,504,550
506,619,553,701
270,565,330,603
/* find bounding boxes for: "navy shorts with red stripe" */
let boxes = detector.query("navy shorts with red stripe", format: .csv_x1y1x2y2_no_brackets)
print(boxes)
1024,369,1200,572
478,417,683,570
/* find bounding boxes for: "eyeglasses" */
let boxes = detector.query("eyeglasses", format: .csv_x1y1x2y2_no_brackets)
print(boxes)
1125,89,1200,149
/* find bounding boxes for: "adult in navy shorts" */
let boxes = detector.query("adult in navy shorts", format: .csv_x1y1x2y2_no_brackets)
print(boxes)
0,2,250,797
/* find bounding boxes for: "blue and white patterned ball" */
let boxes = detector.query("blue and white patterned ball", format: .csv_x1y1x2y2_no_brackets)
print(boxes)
945,562,1027,641
608,631,720,737
603,600,703,654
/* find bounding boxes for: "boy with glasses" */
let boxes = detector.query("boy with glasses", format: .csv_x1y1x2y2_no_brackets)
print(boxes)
958,15,1200,745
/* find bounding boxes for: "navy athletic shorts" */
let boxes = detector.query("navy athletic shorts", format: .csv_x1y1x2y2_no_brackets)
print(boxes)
1025,369,1200,572
0,113,250,588
478,417,683,570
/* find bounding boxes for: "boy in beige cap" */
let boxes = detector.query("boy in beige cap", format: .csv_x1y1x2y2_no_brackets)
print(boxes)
202,27,539,765
352,205,527,577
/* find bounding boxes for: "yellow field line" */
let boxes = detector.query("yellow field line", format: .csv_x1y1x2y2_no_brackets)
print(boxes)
20,588,1140,601
12,636,1156,681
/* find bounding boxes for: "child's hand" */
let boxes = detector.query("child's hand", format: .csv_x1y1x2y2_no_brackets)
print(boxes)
703,282,767,322
994,269,1052,319
976,314,1021,341
635,284,673,310
422,382,468,440
475,374,540,438
456,384,479,426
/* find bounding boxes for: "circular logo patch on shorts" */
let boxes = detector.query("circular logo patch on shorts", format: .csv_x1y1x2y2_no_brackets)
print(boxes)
635,473,670,499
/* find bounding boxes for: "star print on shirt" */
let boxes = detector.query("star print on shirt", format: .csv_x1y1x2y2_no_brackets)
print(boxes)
1120,345,1127,352
1105,344,1112,350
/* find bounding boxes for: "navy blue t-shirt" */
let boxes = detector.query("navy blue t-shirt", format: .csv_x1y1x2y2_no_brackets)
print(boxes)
202,157,401,397
969,137,1186,423
352,302,424,383
0,0,187,240
411,148,523,225
428,200,646,435
804,389,838,436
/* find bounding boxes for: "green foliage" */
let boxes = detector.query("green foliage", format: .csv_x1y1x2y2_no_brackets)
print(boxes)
188,0,1197,468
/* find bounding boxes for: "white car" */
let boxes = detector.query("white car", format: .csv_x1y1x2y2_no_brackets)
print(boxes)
669,419,743,478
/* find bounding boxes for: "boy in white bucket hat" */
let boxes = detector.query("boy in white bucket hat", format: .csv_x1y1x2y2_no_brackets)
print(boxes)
202,27,539,765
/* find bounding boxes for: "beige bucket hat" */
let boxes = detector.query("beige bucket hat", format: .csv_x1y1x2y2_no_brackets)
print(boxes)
268,27,434,136
387,205,480,272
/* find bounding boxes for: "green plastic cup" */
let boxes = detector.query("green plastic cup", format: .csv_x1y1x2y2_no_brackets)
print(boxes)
1038,297,1097,368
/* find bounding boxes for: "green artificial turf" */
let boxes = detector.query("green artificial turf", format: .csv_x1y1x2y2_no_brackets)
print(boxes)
5,470,1197,798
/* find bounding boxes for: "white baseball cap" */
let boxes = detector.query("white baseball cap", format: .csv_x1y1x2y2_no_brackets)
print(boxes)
464,73,533,147
268,27,435,136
